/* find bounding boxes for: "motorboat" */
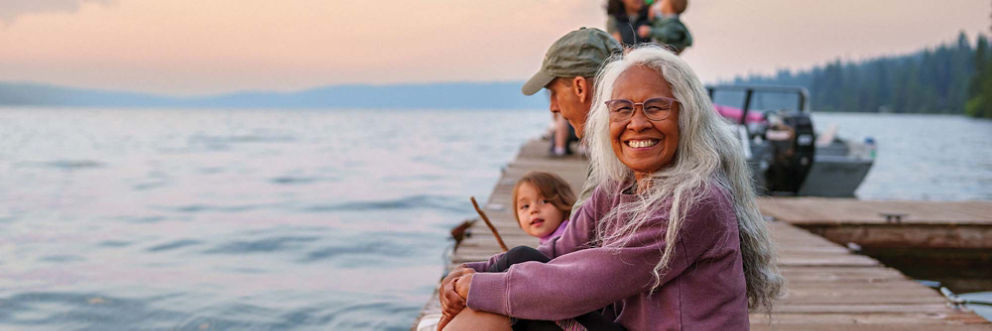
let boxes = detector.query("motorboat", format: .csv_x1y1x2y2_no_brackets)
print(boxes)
707,85,875,197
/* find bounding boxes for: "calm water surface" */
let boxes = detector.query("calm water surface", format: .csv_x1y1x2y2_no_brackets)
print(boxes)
811,112,992,200
0,108,989,329
0,108,545,330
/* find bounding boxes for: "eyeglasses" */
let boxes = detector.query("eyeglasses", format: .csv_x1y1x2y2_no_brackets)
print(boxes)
604,97,679,122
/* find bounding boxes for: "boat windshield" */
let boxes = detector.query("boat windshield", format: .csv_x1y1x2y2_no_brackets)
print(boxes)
711,89,804,113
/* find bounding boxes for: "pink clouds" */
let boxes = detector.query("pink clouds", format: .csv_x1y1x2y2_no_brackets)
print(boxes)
0,0,987,95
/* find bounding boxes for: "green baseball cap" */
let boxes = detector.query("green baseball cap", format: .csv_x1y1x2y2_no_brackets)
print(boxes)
522,27,622,96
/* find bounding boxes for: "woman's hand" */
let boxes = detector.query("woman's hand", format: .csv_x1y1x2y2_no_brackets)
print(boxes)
440,267,474,315
438,267,474,330
454,273,473,299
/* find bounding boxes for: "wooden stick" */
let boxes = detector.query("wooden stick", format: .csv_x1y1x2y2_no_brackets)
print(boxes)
471,196,509,252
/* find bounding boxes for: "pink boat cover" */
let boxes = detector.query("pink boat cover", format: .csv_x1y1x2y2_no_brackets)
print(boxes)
714,104,766,124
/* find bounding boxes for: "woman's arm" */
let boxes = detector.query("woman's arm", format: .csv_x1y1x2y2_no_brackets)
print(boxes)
462,186,607,272
465,187,733,320
466,226,665,320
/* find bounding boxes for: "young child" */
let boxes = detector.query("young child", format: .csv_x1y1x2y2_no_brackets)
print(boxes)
501,173,625,330
512,171,576,245
649,0,693,54
605,0,653,46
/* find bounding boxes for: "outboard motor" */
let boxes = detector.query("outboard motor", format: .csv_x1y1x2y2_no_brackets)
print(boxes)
764,111,815,195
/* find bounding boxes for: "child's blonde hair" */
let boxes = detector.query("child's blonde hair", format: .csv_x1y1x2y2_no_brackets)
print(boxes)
512,171,577,224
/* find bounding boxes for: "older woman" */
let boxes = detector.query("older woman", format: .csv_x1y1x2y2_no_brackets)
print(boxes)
439,46,783,330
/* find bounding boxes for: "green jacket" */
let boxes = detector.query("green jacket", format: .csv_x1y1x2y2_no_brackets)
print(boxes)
651,16,693,54
570,165,597,213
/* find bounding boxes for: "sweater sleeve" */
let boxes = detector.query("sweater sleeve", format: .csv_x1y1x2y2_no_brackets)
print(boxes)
465,186,607,273
468,222,665,320
466,185,734,320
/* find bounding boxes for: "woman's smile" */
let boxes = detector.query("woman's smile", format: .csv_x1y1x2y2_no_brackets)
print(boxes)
624,138,661,149
609,65,681,181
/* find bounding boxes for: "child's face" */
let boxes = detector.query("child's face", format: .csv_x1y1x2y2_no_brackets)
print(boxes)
515,182,566,238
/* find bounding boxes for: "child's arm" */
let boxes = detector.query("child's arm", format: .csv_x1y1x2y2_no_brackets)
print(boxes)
461,254,504,272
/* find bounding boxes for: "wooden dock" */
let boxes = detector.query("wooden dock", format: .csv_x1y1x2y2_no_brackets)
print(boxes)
413,138,991,330
758,198,992,249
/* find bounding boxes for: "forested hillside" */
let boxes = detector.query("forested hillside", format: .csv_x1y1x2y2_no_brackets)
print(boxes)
731,32,991,118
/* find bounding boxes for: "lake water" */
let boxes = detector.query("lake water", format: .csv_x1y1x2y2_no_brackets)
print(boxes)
0,108,990,329
811,112,992,200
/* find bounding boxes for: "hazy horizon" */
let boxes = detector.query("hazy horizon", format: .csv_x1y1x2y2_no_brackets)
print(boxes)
0,0,988,96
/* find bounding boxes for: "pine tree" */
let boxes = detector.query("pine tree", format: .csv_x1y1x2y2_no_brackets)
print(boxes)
731,33,987,117
966,33,992,118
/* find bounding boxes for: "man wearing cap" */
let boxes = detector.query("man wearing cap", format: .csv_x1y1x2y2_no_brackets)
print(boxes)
522,27,623,210
436,27,622,331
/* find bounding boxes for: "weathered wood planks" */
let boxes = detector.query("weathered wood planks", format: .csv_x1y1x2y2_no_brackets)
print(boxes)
758,197,992,249
412,138,990,330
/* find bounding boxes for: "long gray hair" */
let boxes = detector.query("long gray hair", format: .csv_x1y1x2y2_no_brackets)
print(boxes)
585,46,783,311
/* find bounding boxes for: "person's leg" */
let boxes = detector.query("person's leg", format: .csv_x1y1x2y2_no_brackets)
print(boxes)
565,122,578,155
487,246,551,272
552,116,569,156
443,308,511,331
574,312,626,331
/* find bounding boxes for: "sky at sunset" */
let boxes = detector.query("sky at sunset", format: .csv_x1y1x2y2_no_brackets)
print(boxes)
0,0,989,96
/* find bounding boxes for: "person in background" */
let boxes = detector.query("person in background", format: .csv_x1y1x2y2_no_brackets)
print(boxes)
649,0,693,54
606,0,653,46
550,113,578,156
764,114,797,194
522,27,623,209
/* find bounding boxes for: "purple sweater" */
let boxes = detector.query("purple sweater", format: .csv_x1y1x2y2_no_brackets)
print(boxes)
539,220,569,246
464,183,748,330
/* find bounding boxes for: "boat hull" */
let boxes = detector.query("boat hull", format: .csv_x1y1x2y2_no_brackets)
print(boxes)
798,155,873,197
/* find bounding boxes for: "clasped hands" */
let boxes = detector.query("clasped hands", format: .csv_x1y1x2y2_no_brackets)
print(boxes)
437,266,474,330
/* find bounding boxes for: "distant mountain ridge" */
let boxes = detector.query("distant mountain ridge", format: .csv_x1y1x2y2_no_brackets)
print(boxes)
0,81,548,110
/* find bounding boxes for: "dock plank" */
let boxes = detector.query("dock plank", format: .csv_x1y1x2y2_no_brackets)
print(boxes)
757,197,992,249
757,198,992,226
412,138,989,330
